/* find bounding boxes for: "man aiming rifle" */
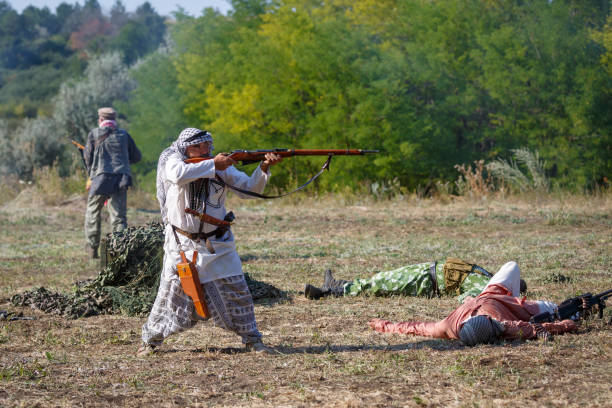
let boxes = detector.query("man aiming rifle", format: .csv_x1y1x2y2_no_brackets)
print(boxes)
139,128,377,356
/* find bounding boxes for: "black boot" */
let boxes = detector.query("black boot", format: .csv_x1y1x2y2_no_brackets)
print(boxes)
304,284,329,300
89,245,99,259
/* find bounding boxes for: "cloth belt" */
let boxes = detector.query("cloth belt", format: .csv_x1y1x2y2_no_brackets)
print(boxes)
173,226,228,241
172,225,229,254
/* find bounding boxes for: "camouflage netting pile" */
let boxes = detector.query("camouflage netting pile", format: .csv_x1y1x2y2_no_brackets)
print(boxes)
10,222,284,319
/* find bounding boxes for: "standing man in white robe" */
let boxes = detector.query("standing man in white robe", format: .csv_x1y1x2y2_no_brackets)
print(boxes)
139,128,281,355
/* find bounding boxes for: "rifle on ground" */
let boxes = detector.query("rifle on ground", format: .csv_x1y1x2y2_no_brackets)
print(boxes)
530,288,612,323
185,148,379,199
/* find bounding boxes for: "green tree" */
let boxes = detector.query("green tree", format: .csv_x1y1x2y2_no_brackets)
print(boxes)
119,45,186,191
53,52,134,144
134,0,612,191
110,2,166,64
471,0,610,189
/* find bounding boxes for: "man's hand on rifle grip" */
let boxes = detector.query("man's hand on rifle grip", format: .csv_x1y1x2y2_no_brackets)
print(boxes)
260,153,283,173
214,153,237,171
581,297,593,319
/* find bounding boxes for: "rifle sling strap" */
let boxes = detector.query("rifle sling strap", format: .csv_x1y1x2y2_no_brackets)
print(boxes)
216,155,333,199
197,179,209,249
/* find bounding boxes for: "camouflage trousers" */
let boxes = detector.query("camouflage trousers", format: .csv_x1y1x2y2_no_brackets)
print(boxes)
344,262,490,302
84,188,127,249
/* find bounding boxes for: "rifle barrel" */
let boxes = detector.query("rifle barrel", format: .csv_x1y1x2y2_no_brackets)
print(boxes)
184,148,379,164
594,288,612,300
231,149,378,156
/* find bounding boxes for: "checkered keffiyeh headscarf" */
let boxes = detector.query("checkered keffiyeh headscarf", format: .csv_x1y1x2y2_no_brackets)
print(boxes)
156,128,214,224
459,315,504,346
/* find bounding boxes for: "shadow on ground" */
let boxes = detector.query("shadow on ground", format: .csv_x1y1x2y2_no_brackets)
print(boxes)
152,339,468,356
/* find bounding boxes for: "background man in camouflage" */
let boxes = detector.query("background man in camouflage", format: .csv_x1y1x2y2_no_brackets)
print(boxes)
83,107,141,258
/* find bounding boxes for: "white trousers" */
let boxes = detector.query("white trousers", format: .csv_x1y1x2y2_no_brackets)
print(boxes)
485,261,521,297
485,261,557,313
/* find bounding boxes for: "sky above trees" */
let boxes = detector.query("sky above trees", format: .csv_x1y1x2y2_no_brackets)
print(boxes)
9,0,231,16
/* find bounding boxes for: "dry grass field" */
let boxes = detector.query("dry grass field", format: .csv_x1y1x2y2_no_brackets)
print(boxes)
1,189,611,407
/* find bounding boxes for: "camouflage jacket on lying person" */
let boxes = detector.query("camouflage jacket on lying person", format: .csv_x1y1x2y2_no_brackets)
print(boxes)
344,258,492,303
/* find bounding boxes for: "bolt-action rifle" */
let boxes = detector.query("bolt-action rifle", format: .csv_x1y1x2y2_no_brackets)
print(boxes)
530,288,612,323
185,148,379,199
178,148,378,314
185,148,379,166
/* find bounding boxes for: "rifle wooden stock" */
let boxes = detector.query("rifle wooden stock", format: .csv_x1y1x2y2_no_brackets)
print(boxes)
185,148,379,164
70,139,85,151
176,250,210,319
68,138,88,172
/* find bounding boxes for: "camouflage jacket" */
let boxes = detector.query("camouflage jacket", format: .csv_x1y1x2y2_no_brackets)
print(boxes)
84,126,141,179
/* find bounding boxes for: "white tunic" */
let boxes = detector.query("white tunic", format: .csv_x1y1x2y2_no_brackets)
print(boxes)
161,155,270,283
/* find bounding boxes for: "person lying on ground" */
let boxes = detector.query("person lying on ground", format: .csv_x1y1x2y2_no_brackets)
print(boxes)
304,258,527,303
368,261,577,346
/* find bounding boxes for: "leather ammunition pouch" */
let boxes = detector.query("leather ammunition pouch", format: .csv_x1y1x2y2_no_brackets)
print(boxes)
443,257,492,296
443,257,476,296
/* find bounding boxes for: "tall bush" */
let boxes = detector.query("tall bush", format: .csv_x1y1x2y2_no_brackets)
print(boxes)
486,148,550,193
118,41,186,192
53,52,135,145
0,52,134,179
